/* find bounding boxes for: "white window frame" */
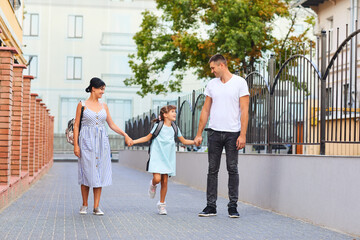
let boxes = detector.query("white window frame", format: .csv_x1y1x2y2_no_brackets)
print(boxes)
343,83,354,107
68,15,83,38
327,16,334,51
326,87,332,110
24,13,39,36
152,100,177,111
66,56,82,80
106,99,133,131
24,55,38,78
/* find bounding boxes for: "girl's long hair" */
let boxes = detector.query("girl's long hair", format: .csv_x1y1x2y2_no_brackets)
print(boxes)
152,105,177,123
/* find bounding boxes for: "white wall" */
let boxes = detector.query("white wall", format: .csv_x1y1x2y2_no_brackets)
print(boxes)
119,150,360,237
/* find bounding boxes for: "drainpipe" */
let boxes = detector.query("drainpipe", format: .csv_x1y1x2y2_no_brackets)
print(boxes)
351,0,358,33
350,0,357,108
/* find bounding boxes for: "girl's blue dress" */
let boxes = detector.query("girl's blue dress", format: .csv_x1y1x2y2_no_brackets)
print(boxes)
148,123,182,176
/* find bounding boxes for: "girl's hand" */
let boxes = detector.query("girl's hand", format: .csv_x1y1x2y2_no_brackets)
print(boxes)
194,135,202,146
74,145,80,158
125,136,134,146
127,139,134,147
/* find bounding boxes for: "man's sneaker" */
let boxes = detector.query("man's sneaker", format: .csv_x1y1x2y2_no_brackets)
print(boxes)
93,207,104,216
228,207,240,218
157,202,167,215
198,206,217,217
79,206,88,215
148,180,157,199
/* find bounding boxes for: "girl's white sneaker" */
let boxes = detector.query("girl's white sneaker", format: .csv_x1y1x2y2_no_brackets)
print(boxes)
93,207,104,215
79,206,88,215
148,180,157,199
157,202,167,215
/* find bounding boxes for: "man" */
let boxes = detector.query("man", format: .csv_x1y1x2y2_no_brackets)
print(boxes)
194,54,249,218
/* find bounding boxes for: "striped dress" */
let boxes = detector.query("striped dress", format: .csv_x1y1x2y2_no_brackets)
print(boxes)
78,102,112,187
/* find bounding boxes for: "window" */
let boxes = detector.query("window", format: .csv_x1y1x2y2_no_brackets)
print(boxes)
152,100,177,111
327,17,334,51
101,33,134,47
101,74,132,87
293,24,304,34
23,13,39,36
60,98,83,133
343,83,354,108
10,0,21,10
24,55,38,78
68,15,83,38
106,99,132,131
325,87,332,114
109,55,132,74
67,57,82,80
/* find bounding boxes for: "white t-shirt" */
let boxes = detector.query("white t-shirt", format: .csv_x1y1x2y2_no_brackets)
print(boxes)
204,74,249,132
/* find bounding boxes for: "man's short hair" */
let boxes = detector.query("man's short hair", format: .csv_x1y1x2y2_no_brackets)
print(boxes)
209,54,227,66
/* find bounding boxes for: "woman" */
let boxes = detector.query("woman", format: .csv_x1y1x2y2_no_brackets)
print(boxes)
73,77,132,215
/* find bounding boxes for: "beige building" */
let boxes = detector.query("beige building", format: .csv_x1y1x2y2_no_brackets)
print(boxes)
298,0,359,47
0,0,25,64
298,0,360,155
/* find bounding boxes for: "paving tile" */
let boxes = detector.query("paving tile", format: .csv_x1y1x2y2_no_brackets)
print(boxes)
0,162,356,240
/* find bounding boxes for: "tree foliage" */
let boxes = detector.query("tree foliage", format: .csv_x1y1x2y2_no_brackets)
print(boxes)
125,0,302,96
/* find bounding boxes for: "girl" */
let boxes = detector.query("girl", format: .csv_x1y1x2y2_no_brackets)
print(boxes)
131,105,195,215
73,77,133,215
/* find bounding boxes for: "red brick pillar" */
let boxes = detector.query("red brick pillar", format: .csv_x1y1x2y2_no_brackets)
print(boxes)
11,65,26,177
50,116,54,162
40,103,45,168
42,105,46,167
35,99,42,173
29,94,38,176
46,109,50,164
0,47,17,185
21,75,33,173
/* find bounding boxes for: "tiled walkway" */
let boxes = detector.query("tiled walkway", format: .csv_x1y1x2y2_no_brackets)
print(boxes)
0,162,355,240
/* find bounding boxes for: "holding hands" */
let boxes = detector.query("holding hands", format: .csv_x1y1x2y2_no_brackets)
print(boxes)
194,135,203,147
125,135,134,147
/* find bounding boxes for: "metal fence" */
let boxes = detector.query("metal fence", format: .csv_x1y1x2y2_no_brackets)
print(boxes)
126,26,360,154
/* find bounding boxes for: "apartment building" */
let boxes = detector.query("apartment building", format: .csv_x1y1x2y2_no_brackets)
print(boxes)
23,0,204,135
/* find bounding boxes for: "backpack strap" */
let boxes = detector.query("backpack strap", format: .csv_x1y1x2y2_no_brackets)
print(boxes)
146,120,163,171
148,121,163,154
171,121,178,140
151,121,164,140
79,100,85,133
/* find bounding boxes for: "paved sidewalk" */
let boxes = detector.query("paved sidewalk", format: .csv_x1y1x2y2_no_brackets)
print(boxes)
53,153,119,162
0,162,356,240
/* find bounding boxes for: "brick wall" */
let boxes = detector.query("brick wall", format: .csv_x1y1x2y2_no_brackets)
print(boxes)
0,47,54,210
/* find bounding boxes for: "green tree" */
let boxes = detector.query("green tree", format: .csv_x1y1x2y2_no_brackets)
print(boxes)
125,0,292,96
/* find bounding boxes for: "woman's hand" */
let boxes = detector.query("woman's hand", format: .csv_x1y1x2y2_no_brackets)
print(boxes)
74,145,80,158
125,136,134,147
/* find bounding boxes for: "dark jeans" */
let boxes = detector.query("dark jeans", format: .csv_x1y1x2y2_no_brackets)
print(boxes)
206,129,240,209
